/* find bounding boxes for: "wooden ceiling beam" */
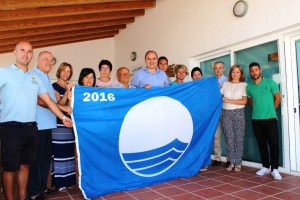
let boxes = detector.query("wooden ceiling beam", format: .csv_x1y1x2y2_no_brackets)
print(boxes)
0,18,134,39
0,28,124,46
0,0,141,10
0,10,144,31
0,1,155,21
0,33,116,54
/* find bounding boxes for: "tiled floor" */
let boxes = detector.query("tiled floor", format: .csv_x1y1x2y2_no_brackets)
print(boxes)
1,163,300,199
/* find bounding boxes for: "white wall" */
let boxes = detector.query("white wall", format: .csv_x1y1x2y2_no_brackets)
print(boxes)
0,38,115,82
1,0,300,81
114,0,300,76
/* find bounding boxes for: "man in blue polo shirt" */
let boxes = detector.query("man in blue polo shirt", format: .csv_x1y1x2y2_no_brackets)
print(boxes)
246,62,282,180
0,41,72,200
131,50,169,88
27,51,59,200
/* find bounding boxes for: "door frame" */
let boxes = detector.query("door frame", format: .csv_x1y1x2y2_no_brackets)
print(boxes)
284,31,300,174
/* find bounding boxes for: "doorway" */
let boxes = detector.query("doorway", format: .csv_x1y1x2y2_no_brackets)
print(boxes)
287,34,300,173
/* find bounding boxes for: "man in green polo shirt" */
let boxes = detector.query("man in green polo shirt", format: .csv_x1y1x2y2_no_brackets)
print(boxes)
246,62,282,180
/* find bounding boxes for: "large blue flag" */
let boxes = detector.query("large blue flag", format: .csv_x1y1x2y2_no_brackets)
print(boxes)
72,77,222,199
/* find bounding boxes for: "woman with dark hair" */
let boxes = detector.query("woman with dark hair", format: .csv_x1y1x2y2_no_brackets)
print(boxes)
78,68,96,87
95,59,118,88
221,64,247,172
51,62,76,191
191,67,202,80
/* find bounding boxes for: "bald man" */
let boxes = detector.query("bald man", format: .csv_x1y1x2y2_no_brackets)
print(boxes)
116,67,134,88
0,42,72,200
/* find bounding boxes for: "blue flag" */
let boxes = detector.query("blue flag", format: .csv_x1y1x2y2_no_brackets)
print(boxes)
72,77,222,199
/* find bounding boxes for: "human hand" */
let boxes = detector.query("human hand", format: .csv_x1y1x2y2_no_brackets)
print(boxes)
223,97,229,103
66,82,74,91
62,116,73,128
144,84,152,89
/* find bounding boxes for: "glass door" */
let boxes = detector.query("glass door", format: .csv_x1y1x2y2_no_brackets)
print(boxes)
288,35,300,172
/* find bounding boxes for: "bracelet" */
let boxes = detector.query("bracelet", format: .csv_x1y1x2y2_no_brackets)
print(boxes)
62,116,67,121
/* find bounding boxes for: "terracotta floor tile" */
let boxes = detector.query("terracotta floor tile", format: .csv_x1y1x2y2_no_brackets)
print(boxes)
131,190,166,200
290,187,300,194
165,178,190,186
192,188,225,199
197,179,224,187
125,187,151,195
156,187,186,197
177,182,206,192
101,191,128,199
199,172,225,179
102,194,136,200
148,182,170,190
282,176,300,185
265,181,299,190
212,175,241,183
258,197,281,200
273,191,300,200
250,185,283,195
247,176,275,184
229,172,255,179
188,174,210,182
232,189,267,199
170,193,204,200
1,165,300,200
213,194,243,200
230,179,260,189
213,183,244,194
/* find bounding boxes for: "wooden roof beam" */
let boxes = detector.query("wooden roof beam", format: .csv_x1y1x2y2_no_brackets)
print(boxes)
0,28,124,46
0,1,155,21
0,0,142,10
0,33,117,54
0,18,133,39
0,10,143,31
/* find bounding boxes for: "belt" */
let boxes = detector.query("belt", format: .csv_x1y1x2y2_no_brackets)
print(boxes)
0,121,37,127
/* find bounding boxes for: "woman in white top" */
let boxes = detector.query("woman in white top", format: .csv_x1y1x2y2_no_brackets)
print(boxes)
221,64,247,172
95,59,119,88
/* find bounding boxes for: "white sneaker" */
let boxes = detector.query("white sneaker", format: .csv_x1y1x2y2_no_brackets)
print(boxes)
271,169,282,180
256,167,270,176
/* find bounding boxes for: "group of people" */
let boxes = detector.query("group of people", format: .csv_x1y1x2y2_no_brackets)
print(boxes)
0,41,282,200
207,61,282,180
0,41,73,200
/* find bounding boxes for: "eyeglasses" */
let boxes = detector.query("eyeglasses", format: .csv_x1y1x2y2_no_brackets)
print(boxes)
101,66,110,71
40,57,55,64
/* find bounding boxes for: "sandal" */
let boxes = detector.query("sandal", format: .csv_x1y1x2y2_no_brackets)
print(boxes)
226,164,235,172
234,165,242,172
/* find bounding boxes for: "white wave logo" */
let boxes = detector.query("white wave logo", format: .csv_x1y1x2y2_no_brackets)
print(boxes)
119,96,193,177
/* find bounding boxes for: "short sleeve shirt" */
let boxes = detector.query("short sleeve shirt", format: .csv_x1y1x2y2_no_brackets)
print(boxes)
131,67,169,88
0,64,47,123
95,78,119,88
221,81,247,110
30,67,57,130
246,77,279,119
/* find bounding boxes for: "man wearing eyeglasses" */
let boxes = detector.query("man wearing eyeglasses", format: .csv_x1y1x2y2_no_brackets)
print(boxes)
0,42,72,200
27,51,66,200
